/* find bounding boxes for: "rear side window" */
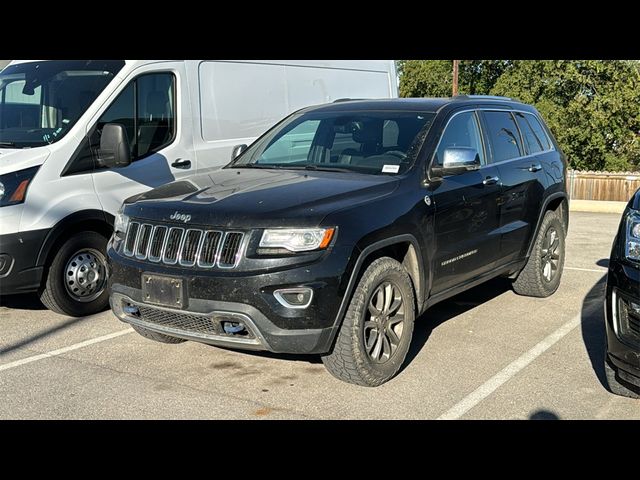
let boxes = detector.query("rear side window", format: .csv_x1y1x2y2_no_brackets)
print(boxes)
524,113,551,151
435,111,485,165
483,111,523,162
514,112,543,154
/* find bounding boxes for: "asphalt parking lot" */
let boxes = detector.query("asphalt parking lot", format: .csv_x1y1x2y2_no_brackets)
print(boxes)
1,211,638,419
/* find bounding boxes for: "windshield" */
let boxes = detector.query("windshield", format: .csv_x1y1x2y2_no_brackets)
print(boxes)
230,110,435,175
0,60,125,148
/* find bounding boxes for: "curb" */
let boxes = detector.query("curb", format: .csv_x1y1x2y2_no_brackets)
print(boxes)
569,199,627,214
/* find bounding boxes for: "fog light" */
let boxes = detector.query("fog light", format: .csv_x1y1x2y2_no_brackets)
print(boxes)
222,321,248,335
274,288,313,309
123,304,140,317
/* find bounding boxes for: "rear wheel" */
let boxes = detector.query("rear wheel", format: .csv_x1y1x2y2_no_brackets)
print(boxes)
604,356,640,399
39,231,110,317
322,257,415,387
131,324,186,344
512,210,565,298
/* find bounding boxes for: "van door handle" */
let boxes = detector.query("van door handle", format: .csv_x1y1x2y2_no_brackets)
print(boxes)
482,176,500,186
171,159,191,169
528,163,542,172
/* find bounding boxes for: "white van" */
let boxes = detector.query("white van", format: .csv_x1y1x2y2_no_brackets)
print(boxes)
0,60,397,316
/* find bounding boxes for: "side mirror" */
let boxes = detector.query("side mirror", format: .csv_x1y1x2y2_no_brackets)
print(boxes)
231,144,248,161
440,147,481,175
97,123,131,168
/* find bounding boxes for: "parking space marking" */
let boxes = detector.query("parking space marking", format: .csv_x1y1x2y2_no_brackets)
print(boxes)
565,266,607,273
0,328,133,373
437,314,582,420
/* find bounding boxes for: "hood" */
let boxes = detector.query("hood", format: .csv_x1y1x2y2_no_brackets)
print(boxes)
0,147,50,176
124,168,400,228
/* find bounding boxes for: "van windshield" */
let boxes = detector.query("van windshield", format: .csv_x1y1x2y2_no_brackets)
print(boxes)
230,110,435,176
0,60,125,148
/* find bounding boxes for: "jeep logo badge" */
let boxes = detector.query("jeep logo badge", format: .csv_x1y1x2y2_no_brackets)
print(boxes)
170,211,191,223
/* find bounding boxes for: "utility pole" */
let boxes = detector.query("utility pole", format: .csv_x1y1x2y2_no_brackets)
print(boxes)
452,60,459,96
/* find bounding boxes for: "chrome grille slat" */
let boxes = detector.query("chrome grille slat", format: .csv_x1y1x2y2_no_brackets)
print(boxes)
198,231,223,267
148,226,167,262
219,232,244,268
121,221,244,270
134,224,153,260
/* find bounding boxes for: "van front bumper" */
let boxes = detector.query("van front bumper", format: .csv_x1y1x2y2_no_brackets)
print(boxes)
0,229,48,295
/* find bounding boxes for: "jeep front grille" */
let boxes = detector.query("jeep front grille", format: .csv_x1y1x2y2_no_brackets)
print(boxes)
122,221,245,269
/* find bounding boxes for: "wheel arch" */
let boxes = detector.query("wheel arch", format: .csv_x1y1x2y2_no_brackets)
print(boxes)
36,210,114,268
525,192,569,258
332,234,426,332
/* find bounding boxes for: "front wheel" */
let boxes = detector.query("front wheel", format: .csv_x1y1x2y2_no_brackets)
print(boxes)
322,257,416,387
39,231,110,317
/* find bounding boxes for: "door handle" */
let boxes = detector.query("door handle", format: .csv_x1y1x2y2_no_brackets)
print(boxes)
528,163,542,172
482,176,500,186
171,159,192,169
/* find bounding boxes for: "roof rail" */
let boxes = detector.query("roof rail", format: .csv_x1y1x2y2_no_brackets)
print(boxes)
454,94,517,101
332,98,366,103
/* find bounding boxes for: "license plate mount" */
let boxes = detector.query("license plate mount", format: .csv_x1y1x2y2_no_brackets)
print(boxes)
141,273,186,309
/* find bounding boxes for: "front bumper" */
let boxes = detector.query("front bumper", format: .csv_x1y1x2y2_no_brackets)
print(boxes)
605,259,640,388
0,229,49,295
107,244,355,354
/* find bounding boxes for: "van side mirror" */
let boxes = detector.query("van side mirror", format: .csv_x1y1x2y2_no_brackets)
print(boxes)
97,123,131,168
433,147,481,177
231,144,248,160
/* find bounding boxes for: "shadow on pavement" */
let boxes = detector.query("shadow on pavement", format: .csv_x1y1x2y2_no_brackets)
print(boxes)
404,277,513,368
529,409,560,420
0,316,86,356
580,273,608,389
0,293,46,311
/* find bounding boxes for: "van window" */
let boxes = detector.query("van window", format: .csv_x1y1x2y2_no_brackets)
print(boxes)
0,60,124,148
64,72,176,175
483,111,523,162
435,112,485,165
524,113,551,151
514,112,543,155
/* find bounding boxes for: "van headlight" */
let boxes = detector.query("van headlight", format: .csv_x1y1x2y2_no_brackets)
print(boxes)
626,209,640,262
114,209,130,241
259,228,335,253
0,166,40,207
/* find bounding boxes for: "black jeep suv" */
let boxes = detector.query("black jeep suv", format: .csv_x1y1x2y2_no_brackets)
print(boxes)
604,187,640,398
108,96,568,386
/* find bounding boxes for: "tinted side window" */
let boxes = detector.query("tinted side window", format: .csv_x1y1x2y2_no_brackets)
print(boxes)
524,113,551,151
435,112,485,165
514,112,543,155
483,111,523,162
96,83,136,156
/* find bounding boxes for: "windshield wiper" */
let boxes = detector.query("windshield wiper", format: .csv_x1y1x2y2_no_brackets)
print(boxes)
232,164,283,169
297,165,354,173
0,141,17,147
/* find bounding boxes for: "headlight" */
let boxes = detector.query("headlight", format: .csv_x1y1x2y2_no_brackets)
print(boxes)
259,227,335,252
114,209,130,240
0,166,40,207
626,209,640,262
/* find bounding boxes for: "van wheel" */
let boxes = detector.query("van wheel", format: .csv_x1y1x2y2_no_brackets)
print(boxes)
512,210,565,298
131,324,186,344
322,257,415,387
604,355,640,399
39,231,110,317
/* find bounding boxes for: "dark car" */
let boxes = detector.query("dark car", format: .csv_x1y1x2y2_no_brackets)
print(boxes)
604,187,640,398
107,96,569,386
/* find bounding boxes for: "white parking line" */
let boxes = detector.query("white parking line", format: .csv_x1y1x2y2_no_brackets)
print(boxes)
437,314,582,420
0,328,133,373
565,266,607,273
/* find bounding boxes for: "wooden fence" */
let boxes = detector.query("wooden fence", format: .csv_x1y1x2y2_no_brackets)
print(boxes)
568,170,640,202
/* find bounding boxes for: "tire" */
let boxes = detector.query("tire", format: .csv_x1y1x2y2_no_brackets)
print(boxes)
322,257,415,387
39,231,110,317
512,210,565,298
604,355,640,399
131,324,186,344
